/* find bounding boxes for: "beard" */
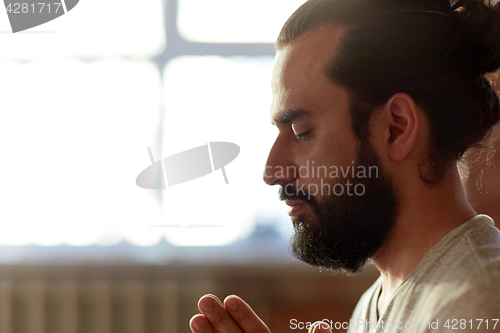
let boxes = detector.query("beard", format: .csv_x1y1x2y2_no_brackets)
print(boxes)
280,141,398,275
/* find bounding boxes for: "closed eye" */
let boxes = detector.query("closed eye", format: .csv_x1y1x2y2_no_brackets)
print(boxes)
294,131,309,141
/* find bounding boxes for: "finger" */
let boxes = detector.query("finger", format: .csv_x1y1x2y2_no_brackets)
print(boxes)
309,321,332,333
189,314,216,333
198,294,244,333
224,295,271,333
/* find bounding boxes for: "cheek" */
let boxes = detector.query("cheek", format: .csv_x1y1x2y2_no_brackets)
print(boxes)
311,126,358,169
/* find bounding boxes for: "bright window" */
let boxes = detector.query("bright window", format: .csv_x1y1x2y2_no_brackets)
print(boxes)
0,59,163,246
160,56,291,246
0,0,165,58
178,0,306,43
0,0,299,259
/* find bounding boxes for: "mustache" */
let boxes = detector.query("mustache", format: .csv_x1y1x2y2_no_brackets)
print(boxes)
279,183,317,209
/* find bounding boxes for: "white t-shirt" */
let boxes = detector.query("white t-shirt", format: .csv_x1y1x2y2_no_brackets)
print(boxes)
347,215,500,333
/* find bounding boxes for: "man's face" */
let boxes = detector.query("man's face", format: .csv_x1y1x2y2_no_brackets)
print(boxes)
264,27,398,274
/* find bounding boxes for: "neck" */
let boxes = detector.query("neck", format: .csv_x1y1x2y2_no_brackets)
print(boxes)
371,165,476,315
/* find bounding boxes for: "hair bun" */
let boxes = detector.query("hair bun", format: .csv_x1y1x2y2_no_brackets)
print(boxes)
454,0,500,73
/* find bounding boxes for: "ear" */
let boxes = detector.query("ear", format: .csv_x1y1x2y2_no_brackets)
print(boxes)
384,93,420,162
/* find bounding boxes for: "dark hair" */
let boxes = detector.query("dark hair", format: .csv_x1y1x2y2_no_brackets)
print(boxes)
277,0,500,184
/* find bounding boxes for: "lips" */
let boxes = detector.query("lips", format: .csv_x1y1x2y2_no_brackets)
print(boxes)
285,199,310,216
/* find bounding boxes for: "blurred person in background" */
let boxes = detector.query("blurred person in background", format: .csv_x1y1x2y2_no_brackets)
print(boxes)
465,141,500,227
465,78,500,228
189,0,500,332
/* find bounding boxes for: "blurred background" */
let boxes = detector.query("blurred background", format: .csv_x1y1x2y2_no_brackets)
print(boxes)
0,0,498,332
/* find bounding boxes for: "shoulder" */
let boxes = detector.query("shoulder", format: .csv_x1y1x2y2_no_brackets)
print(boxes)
424,215,500,285
419,216,500,328
428,288,500,332
452,216,500,285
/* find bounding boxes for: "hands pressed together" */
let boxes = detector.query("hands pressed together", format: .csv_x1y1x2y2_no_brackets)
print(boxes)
189,294,332,333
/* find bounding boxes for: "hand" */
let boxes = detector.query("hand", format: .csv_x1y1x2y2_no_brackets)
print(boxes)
189,294,270,333
189,294,334,333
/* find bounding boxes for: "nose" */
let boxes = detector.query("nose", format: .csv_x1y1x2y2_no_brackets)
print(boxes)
263,138,297,186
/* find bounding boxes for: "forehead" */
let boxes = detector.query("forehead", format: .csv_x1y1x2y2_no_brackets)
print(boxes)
273,26,343,81
271,26,346,120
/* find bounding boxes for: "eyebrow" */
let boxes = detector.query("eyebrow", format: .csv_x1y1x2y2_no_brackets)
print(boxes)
271,109,311,126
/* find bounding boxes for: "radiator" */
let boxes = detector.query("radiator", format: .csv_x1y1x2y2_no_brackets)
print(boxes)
0,264,379,333
0,279,179,333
